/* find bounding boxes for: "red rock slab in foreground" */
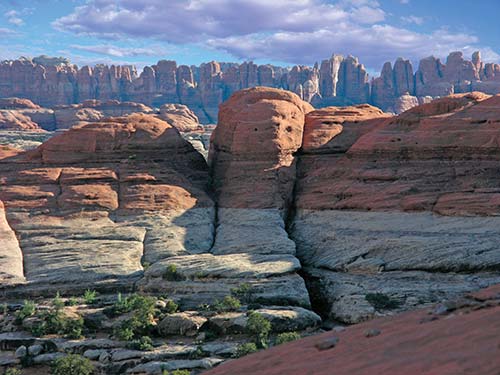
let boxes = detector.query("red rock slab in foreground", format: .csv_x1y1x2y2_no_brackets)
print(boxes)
205,284,500,375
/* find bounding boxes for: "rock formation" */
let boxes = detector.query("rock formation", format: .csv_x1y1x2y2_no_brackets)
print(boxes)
1,51,499,121
292,92,500,323
1,87,500,374
0,113,212,292
0,98,205,134
204,285,500,375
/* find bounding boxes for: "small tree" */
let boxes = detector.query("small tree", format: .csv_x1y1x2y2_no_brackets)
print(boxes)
246,312,271,349
51,354,94,375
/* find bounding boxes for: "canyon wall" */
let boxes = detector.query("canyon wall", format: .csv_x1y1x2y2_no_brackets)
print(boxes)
2,51,500,123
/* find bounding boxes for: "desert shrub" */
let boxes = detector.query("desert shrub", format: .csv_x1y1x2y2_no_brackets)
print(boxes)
51,354,94,375
114,325,135,341
63,316,85,339
110,293,157,316
275,332,301,345
66,297,79,306
246,312,271,349
161,370,191,375
212,296,241,313
234,342,258,358
128,336,154,351
83,290,97,305
163,299,179,314
171,370,191,375
16,300,36,322
30,301,84,339
111,294,158,341
52,293,65,311
365,293,400,310
231,283,254,303
163,264,185,281
5,368,22,375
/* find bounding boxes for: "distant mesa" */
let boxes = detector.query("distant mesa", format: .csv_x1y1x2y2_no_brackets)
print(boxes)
1,51,499,123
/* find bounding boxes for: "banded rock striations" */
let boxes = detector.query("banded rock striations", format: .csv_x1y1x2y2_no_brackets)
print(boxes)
0,113,213,293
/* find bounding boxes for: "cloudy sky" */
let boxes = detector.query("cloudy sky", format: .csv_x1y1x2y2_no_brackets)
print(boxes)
0,0,499,75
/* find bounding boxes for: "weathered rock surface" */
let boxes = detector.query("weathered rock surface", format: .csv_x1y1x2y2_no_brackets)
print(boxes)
0,113,213,294
0,110,42,131
292,93,500,323
158,103,201,132
204,285,500,375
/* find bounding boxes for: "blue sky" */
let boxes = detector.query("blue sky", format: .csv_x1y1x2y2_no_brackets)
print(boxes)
0,0,498,76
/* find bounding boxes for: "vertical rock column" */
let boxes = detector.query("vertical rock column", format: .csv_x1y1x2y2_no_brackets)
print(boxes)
0,200,24,284
206,87,315,307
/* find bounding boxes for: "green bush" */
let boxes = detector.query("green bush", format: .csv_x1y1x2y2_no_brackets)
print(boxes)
16,300,36,322
114,325,135,341
111,294,158,341
66,297,79,307
52,293,65,311
51,354,94,375
83,290,97,305
30,308,84,339
234,342,258,358
275,332,301,345
63,316,85,339
212,296,241,313
128,336,154,351
161,370,191,375
231,283,254,303
163,264,185,281
5,368,22,375
365,293,400,310
110,293,157,317
171,370,191,375
246,312,271,349
164,299,178,314
161,368,191,375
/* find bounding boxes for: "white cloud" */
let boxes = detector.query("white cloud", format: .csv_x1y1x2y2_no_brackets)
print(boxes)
401,15,424,25
400,0,410,4
70,44,170,57
4,10,24,26
0,27,17,36
52,0,500,71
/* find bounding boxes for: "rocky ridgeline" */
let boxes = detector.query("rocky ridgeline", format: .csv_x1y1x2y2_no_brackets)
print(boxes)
0,98,202,133
0,97,211,156
1,87,500,374
3,51,500,123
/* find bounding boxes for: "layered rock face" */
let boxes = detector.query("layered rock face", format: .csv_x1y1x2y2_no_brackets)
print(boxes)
292,92,500,323
161,87,316,308
0,113,214,294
